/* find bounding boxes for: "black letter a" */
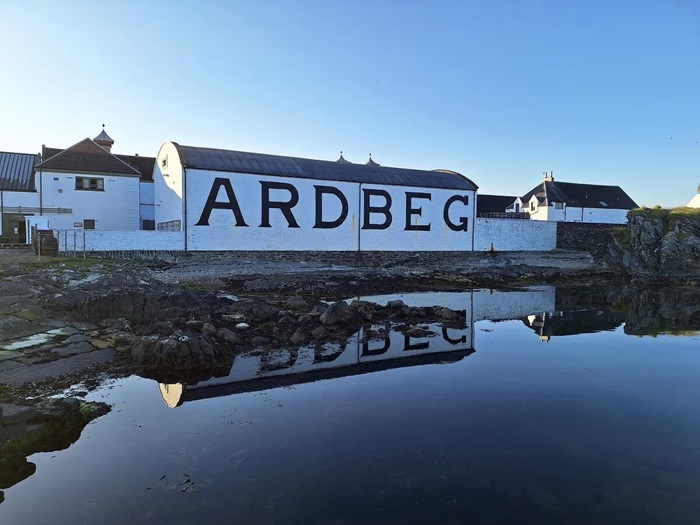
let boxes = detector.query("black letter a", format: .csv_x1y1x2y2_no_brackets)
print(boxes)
195,178,249,227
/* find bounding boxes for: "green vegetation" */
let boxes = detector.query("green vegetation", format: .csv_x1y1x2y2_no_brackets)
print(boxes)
616,228,631,245
628,206,700,220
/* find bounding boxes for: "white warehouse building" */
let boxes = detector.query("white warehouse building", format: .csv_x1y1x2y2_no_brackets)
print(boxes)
154,143,478,252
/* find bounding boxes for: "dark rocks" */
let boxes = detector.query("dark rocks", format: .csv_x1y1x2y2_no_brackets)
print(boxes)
0,403,37,425
34,398,81,420
311,326,327,338
202,323,217,337
319,301,358,326
130,331,219,369
387,300,407,310
251,336,270,347
278,316,297,327
216,328,241,344
288,331,307,345
285,297,309,310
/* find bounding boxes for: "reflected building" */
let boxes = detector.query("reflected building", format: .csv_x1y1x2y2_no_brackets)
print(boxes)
524,309,626,341
160,287,559,408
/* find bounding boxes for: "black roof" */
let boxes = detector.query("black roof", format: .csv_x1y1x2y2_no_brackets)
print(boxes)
477,194,517,214
173,144,478,191
37,139,140,176
521,180,637,210
0,151,38,191
42,145,155,181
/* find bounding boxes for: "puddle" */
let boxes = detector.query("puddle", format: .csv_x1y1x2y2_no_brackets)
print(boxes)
0,328,75,351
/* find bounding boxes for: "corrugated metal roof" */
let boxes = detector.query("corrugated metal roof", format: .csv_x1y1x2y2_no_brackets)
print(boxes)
0,151,38,191
174,144,478,191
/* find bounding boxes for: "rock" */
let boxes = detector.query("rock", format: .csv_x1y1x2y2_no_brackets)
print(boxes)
310,304,327,315
251,303,279,323
64,334,90,344
221,314,246,326
98,317,132,331
251,336,270,347
439,308,463,321
289,331,307,345
319,301,358,326
185,319,203,332
130,331,218,369
278,316,297,327
0,403,37,425
202,323,217,337
217,328,241,344
387,300,407,310
285,297,309,309
52,341,95,357
235,322,250,330
407,327,433,338
297,314,317,324
311,326,327,338
90,338,112,350
34,398,81,419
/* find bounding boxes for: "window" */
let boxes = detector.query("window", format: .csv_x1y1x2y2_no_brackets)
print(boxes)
84,219,95,230
554,202,564,210
142,219,155,231
530,201,536,211
75,177,104,191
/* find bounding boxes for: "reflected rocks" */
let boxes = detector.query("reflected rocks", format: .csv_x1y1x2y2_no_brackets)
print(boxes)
610,286,700,336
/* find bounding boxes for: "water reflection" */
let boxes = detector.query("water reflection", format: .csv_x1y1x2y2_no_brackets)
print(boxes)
524,309,626,342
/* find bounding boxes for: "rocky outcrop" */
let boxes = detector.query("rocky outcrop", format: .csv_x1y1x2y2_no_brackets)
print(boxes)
609,211,700,282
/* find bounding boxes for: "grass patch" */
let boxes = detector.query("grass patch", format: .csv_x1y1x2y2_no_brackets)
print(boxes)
616,228,631,245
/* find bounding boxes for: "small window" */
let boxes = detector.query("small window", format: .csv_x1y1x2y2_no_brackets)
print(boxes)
142,219,155,231
530,201,536,211
162,155,168,168
84,219,95,230
53,177,59,181
76,177,104,191
554,202,564,210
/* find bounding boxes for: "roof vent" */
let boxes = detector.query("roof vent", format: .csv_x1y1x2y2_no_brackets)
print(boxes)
366,153,380,166
336,151,351,164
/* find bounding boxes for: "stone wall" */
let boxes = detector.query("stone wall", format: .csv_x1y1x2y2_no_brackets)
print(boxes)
556,222,623,259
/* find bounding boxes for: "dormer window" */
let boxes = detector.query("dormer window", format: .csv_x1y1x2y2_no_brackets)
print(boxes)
554,202,564,210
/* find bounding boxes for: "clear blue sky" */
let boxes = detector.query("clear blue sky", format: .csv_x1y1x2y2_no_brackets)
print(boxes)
1,0,698,206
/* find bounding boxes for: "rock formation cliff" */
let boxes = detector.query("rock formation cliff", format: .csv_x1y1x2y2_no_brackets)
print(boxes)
609,209,700,281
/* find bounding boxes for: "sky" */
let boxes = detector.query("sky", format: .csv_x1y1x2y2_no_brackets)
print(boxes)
1,0,699,207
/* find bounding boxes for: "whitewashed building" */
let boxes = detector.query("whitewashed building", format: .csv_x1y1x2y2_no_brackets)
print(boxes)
507,173,637,224
154,143,478,251
687,185,700,208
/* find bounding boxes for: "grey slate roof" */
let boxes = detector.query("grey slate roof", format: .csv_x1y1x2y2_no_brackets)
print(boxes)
37,139,140,176
477,194,517,214
173,144,478,191
42,146,155,182
521,180,637,210
0,151,38,191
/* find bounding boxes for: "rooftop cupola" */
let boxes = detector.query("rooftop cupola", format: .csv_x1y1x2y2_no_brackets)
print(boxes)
365,153,380,166
336,151,351,163
94,124,114,152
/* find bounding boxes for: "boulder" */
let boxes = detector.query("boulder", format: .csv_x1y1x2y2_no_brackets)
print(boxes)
285,297,309,310
319,301,358,326
130,331,219,369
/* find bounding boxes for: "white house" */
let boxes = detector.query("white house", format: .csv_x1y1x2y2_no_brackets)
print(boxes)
507,173,638,224
687,185,700,208
154,142,478,251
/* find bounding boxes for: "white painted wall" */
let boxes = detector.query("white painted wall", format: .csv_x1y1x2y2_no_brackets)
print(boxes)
687,193,700,208
472,287,556,321
54,229,183,252
474,218,557,251
154,142,184,229
528,204,628,224
180,168,475,251
37,170,140,230
1,190,40,208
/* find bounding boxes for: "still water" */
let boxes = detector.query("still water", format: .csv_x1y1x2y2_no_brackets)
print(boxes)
2,286,700,524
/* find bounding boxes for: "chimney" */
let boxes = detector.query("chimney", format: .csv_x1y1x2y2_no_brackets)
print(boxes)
544,170,554,182
697,183,700,195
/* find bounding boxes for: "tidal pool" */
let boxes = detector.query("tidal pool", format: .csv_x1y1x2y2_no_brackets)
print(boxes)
2,286,700,524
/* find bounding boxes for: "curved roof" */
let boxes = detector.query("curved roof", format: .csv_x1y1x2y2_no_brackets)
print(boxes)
173,144,477,191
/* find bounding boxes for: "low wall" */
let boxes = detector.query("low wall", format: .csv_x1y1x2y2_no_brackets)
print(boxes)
55,229,184,255
474,218,557,251
556,222,623,258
